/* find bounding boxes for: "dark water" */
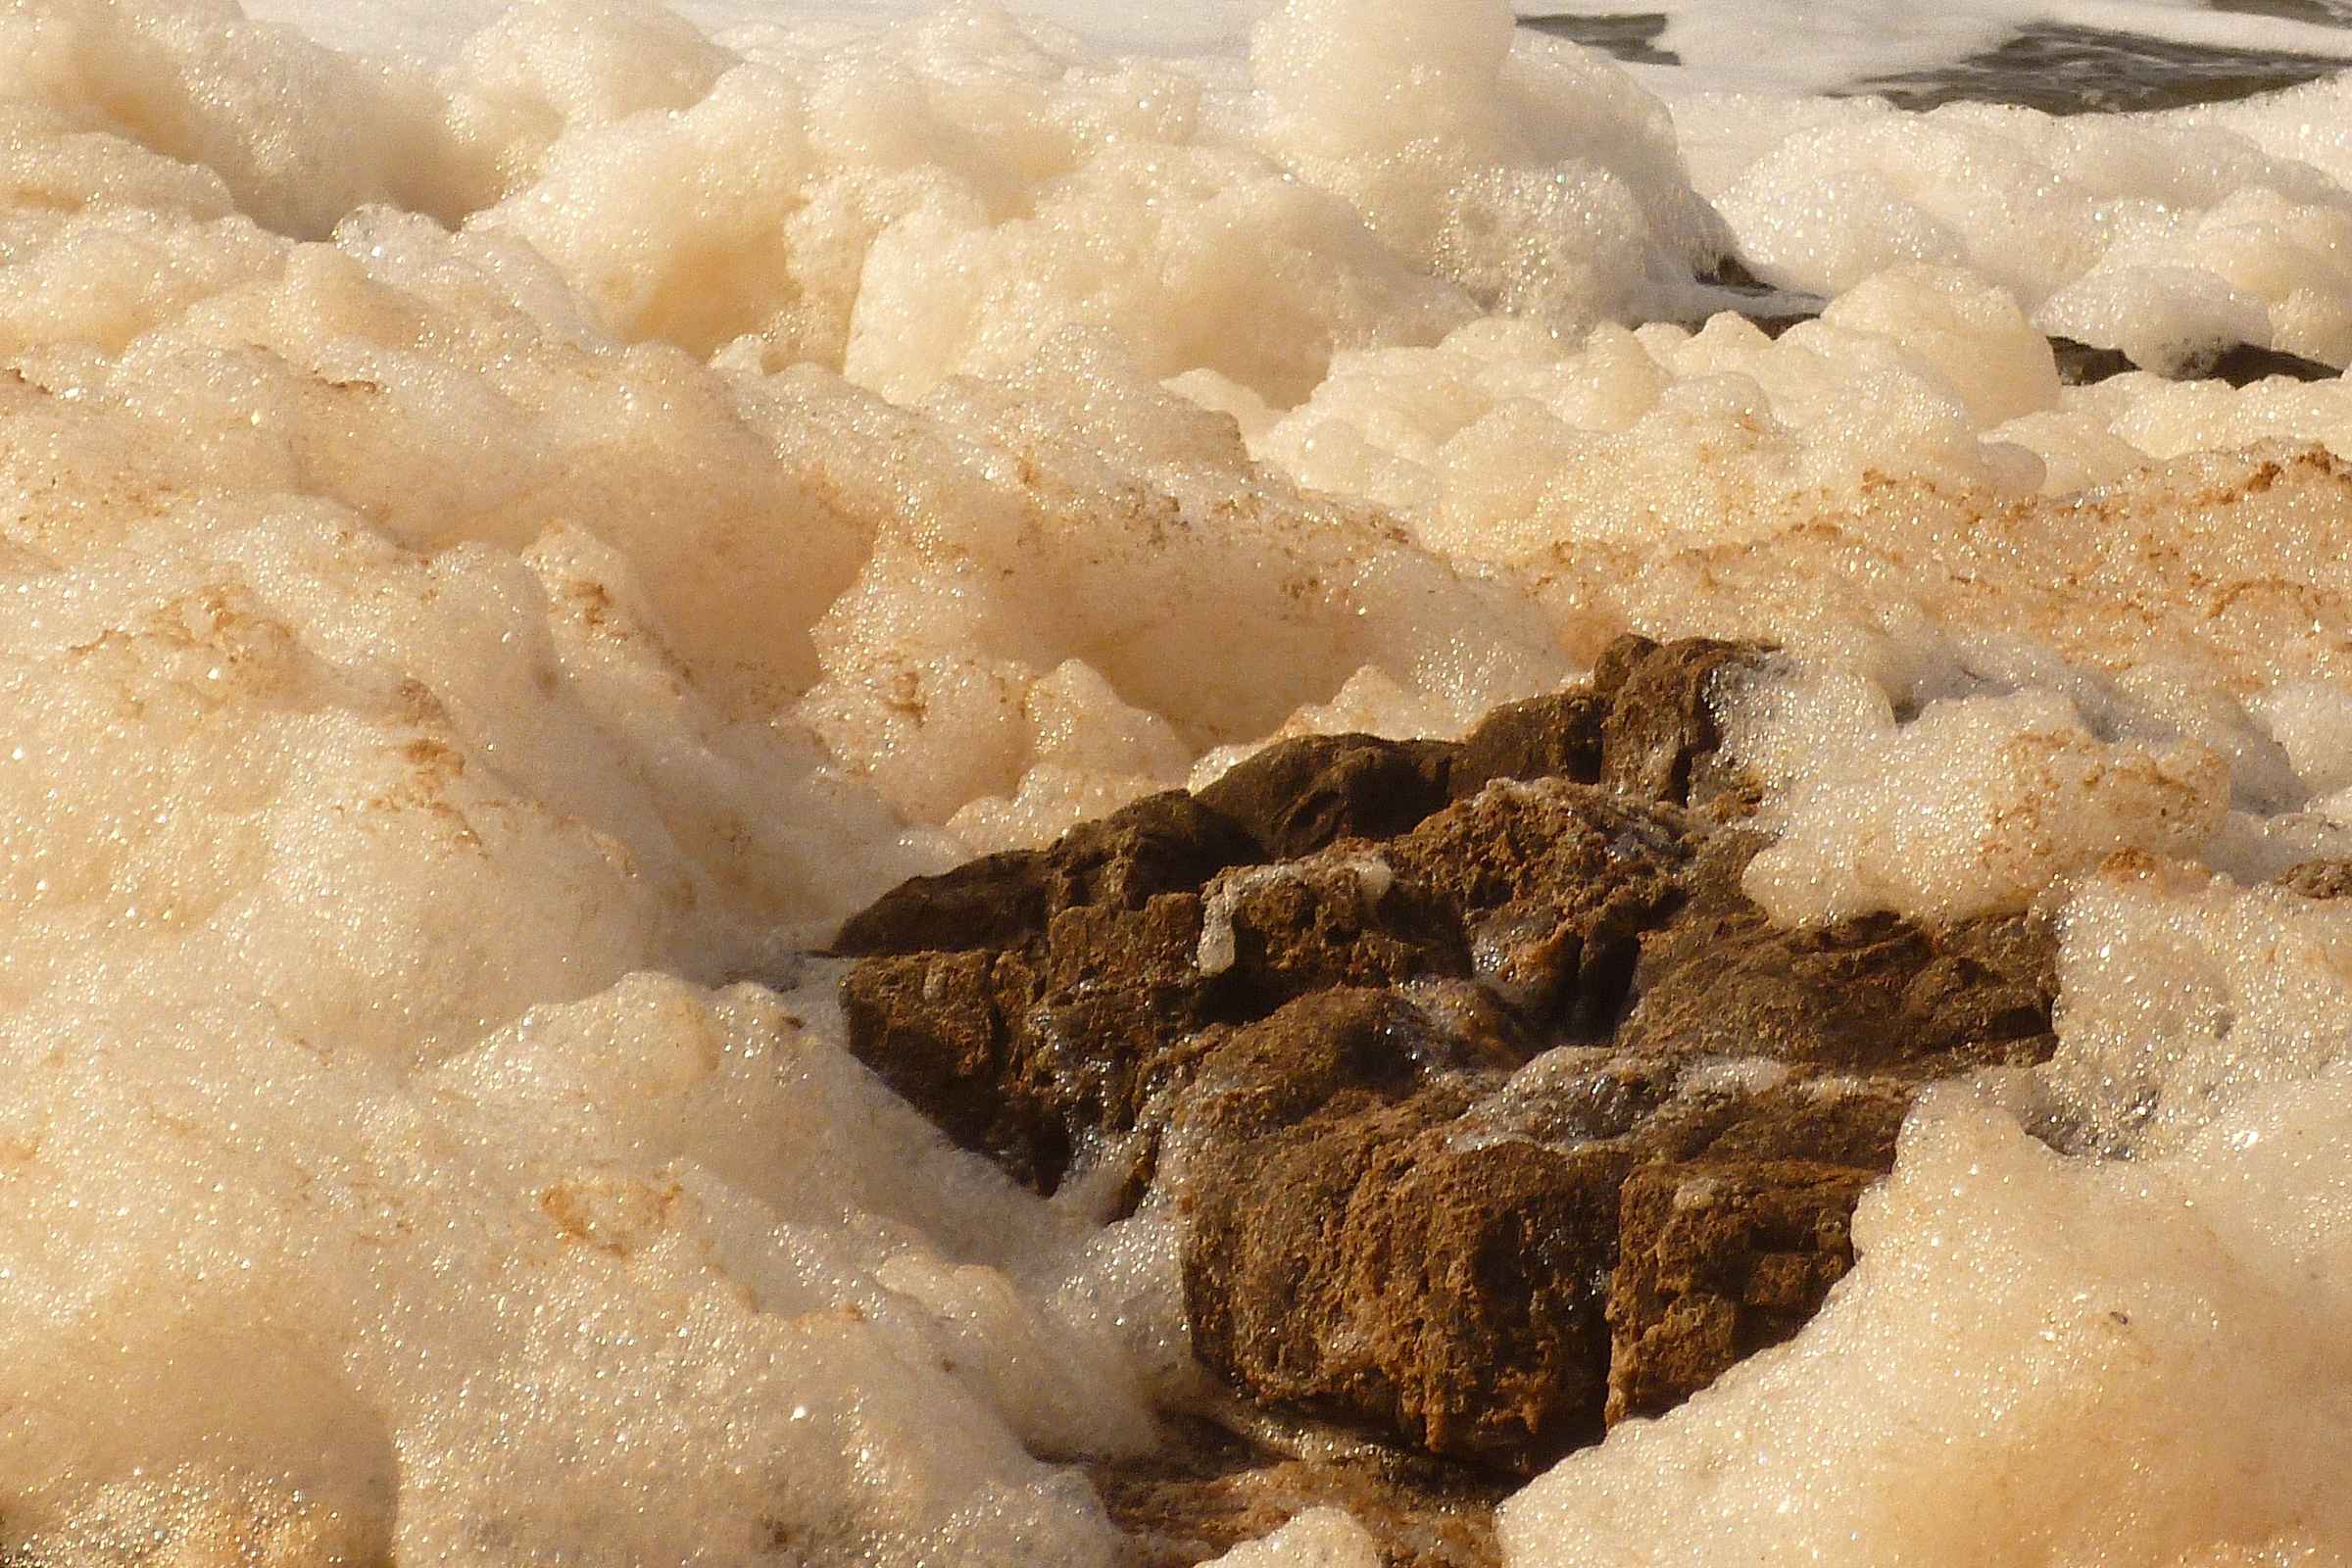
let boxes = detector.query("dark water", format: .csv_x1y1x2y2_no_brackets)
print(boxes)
1519,12,1680,65
1518,9,2350,112
2214,0,2352,23
1855,24,2341,112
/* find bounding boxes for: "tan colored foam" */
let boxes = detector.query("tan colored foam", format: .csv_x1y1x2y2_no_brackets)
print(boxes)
2,0,2351,1559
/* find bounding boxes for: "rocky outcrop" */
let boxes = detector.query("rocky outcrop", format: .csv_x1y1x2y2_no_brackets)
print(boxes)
1163,885,2050,1472
1171,994,1627,1470
1618,827,2060,1075
820,634,2061,1494
835,790,1255,957
1198,734,1460,860
831,635,1767,1196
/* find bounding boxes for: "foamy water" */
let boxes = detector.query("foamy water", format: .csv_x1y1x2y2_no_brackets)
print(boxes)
1528,0,2352,96
1,0,2349,1560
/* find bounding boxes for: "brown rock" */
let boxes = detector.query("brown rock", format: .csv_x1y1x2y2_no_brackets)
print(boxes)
818,635,2063,1480
832,792,1262,1191
1052,791,1264,911
831,849,1052,956
1176,1051,1897,1470
1606,1160,1873,1424
1160,990,1497,1151
1328,1135,1629,1467
1641,1074,1914,1170
1179,630,1771,864
1616,830,2059,1076
1197,734,1460,859
1174,993,1622,1472
1087,1414,1506,1568
838,949,1039,1175
1197,853,1471,1007
834,791,1255,956
1451,690,1606,799
1591,634,1771,806
1390,780,1692,1038
2276,858,2352,899
1174,996,1955,1474
839,893,1220,1194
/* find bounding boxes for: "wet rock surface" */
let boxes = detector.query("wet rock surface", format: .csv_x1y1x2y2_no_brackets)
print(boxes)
1607,1159,1873,1425
1089,1414,1506,1568
820,634,2062,1554
830,635,1769,1197
1200,734,1461,860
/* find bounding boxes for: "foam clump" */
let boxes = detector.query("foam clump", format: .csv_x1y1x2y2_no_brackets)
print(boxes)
1712,619,2352,924
1497,1070,2352,1567
1251,267,2060,569
792,337,1573,842
2038,860,2352,1156
1736,683,2230,925
1252,87,2352,552
1251,0,1731,336
2036,263,2277,377
0,975,1149,1563
1697,95,2352,361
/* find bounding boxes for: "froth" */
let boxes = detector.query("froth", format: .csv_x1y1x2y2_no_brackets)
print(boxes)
3,0,2352,1559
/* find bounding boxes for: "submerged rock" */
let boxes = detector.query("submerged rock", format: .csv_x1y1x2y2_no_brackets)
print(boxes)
821,634,2061,1498
2047,334,2137,386
2193,342,2340,386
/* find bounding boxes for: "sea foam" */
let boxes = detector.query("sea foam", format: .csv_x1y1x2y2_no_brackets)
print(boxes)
0,0,2349,1560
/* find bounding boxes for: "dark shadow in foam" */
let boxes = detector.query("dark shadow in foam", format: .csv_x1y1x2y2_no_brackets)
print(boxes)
1847,23,2344,113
